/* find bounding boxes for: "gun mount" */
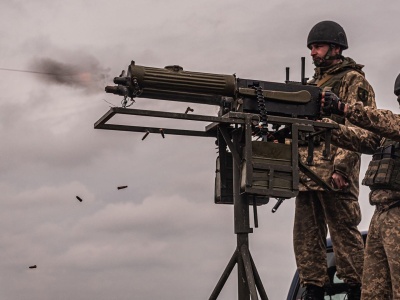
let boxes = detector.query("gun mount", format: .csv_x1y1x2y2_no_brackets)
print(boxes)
95,59,338,300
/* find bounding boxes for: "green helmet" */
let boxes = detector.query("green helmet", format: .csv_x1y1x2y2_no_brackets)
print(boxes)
395,73,400,96
307,21,348,50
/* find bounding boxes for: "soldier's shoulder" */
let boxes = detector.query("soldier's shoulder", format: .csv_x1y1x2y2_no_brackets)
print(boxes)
338,58,367,79
342,69,373,89
340,65,375,105
341,69,366,81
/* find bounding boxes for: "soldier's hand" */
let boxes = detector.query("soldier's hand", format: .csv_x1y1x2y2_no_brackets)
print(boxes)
321,91,346,116
331,172,349,190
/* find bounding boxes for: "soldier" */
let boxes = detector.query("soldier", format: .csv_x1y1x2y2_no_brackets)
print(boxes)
321,75,400,299
294,20,376,300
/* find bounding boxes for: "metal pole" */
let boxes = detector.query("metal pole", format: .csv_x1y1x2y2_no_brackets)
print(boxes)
209,251,238,300
241,244,259,300
232,129,252,300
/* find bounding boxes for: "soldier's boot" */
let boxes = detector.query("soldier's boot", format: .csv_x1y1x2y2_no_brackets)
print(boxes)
345,283,361,300
301,284,325,300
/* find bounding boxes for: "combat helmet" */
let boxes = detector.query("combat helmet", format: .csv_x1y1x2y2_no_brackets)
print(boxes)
307,21,348,50
394,73,400,96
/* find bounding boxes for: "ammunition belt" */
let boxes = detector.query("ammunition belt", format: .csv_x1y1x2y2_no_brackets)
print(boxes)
254,85,268,139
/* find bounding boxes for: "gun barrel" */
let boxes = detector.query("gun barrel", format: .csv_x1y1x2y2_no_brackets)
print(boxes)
130,64,236,96
126,63,236,105
105,85,129,96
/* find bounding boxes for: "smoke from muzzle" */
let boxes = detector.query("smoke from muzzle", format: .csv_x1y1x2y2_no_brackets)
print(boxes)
29,57,110,94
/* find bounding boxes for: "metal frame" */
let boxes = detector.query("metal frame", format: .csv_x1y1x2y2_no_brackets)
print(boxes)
94,107,337,300
94,107,240,137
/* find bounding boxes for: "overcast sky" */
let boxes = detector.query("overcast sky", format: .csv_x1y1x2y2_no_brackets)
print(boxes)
1,1,399,299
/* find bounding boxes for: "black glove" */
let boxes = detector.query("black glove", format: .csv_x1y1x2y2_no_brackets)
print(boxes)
321,91,346,116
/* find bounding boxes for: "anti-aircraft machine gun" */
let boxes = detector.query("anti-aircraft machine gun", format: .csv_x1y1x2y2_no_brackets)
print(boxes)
95,58,337,300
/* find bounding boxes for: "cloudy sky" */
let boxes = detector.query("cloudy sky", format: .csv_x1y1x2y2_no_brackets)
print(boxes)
1,1,399,299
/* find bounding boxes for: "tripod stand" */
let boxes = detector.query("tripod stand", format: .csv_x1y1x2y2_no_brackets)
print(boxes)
210,130,269,300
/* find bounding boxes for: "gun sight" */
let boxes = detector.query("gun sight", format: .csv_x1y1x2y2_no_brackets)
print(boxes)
113,76,130,85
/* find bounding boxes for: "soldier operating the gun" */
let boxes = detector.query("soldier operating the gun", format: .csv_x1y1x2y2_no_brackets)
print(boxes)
293,20,376,300
321,74,400,300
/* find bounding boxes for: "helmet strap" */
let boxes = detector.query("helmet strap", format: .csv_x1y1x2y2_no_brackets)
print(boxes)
324,44,333,60
324,44,343,60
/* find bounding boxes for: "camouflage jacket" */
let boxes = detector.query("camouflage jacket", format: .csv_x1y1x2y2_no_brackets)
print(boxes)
299,57,376,199
325,102,400,205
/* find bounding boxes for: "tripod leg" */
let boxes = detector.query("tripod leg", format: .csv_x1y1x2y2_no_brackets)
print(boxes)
209,250,238,300
240,244,259,300
249,251,269,300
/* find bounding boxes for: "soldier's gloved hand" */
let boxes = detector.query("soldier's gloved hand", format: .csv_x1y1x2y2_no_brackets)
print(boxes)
322,91,346,116
331,172,349,190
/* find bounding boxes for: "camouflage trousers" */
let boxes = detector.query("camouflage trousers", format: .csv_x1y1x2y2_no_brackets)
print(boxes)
362,205,400,300
293,191,364,287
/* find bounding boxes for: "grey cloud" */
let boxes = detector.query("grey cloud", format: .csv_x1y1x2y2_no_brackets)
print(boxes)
0,1,397,300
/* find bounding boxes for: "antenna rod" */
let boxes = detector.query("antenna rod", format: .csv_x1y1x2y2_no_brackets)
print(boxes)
285,67,290,83
301,57,306,85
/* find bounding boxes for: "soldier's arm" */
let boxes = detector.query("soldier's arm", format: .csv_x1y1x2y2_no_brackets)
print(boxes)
332,71,376,178
322,118,381,154
346,102,400,142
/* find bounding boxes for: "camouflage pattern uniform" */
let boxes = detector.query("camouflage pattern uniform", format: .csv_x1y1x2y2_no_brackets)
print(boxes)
326,102,400,299
294,57,376,288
